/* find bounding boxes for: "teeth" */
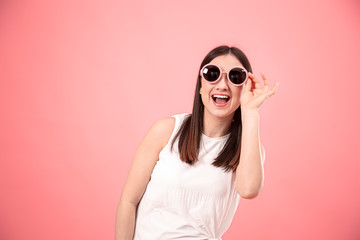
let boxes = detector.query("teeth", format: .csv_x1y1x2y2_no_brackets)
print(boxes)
212,95,229,99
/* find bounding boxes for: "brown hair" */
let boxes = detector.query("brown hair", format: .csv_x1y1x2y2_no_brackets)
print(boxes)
170,45,253,172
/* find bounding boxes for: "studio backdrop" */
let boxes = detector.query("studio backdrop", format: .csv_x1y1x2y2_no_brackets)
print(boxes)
1,0,360,239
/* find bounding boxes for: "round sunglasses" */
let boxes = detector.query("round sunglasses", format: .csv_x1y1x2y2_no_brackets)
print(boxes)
200,64,248,86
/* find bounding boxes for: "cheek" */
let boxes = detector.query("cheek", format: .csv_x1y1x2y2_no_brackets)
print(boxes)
232,97,241,107
200,91,209,104
200,80,212,96
200,85,212,104
231,87,243,103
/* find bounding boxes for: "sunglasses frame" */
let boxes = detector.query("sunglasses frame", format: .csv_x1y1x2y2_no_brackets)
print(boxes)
200,64,248,86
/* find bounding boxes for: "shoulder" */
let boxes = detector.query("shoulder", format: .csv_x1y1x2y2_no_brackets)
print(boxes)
152,113,190,134
151,116,175,136
148,116,176,150
147,113,190,150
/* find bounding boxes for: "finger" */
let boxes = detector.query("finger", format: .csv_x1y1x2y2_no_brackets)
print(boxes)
249,73,261,89
244,78,252,92
249,72,261,83
264,85,270,92
253,89,263,95
261,72,271,88
269,82,280,96
252,77,261,90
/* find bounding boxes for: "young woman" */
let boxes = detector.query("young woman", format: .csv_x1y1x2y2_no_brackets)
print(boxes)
116,45,280,240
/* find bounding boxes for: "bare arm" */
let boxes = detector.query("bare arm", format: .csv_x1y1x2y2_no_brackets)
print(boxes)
115,117,175,240
235,109,266,199
235,71,277,199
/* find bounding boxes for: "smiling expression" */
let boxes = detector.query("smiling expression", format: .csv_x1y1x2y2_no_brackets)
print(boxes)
199,54,246,120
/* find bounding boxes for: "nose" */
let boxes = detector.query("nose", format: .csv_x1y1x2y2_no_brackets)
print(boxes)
215,72,230,89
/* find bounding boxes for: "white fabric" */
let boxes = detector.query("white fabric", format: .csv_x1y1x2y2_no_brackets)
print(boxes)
133,113,241,240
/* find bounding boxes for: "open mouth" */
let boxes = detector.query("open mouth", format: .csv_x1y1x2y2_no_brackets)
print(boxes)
212,94,230,104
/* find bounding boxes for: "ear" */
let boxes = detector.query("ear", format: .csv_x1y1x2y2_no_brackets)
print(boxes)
199,87,202,95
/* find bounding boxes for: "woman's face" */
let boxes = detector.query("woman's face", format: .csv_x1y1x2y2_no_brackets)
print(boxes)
199,54,245,120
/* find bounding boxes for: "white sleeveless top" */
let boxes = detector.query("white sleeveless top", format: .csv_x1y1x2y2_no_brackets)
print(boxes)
133,113,241,240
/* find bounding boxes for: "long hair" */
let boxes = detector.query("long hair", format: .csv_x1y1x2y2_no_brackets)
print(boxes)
170,45,253,172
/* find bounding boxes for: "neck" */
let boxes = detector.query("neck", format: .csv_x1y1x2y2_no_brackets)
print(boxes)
202,110,234,138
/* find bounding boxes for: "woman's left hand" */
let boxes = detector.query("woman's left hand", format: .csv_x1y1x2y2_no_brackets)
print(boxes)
240,72,279,111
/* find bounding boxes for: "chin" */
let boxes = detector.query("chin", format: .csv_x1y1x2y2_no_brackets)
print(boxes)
205,108,235,120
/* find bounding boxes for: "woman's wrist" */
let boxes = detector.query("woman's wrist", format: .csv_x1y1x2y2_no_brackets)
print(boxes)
241,108,259,121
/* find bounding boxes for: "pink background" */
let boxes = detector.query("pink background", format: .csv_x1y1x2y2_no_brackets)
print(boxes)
1,0,360,239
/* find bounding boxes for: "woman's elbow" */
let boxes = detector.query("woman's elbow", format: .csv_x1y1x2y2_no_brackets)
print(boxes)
240,191,259,199
237,188,259,199
236,184,263,199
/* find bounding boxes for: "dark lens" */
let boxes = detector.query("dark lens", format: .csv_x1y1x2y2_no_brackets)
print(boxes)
202,65,220,82
229,67,247,85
